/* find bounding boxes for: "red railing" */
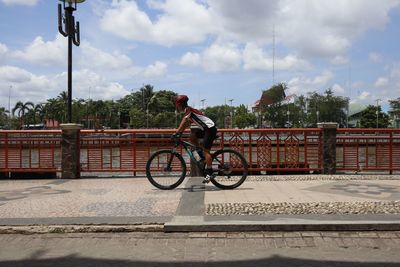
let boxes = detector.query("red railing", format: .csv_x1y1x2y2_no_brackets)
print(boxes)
80,129,178,173
0,130,62,173
337,129,400,173
2,128,399,175
79,129,323,174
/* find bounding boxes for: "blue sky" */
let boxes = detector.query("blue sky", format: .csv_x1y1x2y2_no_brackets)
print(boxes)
1,0,400,112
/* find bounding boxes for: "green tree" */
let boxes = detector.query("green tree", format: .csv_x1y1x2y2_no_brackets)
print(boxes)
388,97,400,127
204,105,231,128
360,105,390,128
304,90,348,127
233,105,257,128
262,83,287,127
0,107,8,128
12,101,34,127
129,108,146,128
152,111,177,128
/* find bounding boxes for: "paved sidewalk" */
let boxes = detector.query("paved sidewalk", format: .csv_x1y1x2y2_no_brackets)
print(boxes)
0,175,399,232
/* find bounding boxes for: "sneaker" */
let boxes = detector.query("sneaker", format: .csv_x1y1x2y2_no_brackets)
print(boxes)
203,168,215,184
203,175,211,184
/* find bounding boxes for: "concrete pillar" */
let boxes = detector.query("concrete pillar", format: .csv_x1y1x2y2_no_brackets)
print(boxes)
61,123,81,179
318,122,337,174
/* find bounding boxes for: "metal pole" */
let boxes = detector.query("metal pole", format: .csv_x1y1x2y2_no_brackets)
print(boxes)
229,99,233,128
376,99,381,128
59,0,84,123
67,21,73,123
8,85,11,128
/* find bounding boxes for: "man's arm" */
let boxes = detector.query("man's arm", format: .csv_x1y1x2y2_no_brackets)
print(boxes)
176,116,190,134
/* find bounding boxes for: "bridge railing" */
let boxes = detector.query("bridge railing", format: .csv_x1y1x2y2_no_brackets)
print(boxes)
1,127,400,177
337,128,400,173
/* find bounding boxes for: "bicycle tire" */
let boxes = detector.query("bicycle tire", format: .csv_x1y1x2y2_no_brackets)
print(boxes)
146,150,186,190
210,149,248,190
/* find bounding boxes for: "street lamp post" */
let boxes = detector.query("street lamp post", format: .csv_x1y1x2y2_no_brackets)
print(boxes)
8,85,12,129
228,99,234,128
58,0,85,123
146,94,157,128
200,99,206,110
376,99,381,128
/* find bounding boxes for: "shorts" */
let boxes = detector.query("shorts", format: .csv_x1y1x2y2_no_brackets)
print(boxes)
193,126,217,149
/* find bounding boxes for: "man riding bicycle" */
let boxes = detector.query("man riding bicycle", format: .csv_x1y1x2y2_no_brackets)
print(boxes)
174,95,217,183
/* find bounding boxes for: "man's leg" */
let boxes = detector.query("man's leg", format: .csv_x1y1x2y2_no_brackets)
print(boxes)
202,127,217,183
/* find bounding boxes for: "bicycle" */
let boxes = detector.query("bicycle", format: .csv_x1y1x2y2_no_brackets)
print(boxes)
145,135,248,190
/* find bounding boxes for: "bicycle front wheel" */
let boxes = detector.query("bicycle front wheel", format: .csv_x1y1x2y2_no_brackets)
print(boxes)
210,149,248,189
146,150,186,190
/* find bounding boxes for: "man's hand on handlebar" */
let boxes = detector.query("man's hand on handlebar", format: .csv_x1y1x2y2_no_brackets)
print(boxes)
171,132,182,139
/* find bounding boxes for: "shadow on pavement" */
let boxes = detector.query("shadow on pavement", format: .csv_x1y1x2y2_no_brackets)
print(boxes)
0,255,398,267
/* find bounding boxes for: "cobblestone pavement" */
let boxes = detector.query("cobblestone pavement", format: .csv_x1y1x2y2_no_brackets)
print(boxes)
0,178,184,222
0,231,400,266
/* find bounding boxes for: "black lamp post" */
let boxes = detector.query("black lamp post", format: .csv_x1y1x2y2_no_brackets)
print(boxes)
58,0,85,123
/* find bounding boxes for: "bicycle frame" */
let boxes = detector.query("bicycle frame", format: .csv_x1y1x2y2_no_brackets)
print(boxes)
169,138,197,164
169,137,202,169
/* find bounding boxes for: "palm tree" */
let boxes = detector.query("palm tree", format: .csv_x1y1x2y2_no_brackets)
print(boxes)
33,104,44,124
0,107,8,128
12,101,34,128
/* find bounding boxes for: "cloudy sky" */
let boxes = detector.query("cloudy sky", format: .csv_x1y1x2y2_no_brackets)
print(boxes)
1,0,400,111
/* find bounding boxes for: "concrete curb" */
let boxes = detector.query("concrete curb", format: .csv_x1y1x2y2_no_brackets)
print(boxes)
0,224,164,234
164,216,400,232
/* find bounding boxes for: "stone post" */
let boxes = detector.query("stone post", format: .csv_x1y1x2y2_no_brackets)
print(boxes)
318,122,337,174
61,123,81,179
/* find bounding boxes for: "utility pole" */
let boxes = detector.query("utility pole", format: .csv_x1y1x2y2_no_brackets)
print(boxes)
376,99,381,128
200,99,206,110
228,99,234,128
8,85,12,129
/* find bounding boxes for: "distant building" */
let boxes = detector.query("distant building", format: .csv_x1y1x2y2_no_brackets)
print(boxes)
252,85,286,113
347,103,367,127
45,119,60,129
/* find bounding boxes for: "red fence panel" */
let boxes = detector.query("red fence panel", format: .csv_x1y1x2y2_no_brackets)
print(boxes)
0,130,61,173
337,129,400,173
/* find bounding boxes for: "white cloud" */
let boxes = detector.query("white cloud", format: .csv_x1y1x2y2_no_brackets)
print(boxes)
180,52,201,67
276,0,399,57
0,65,55,108
0,43,8,64
332,83,345,94
375,77,389,87
369,52,383,63
243,43,310,71
0,43,8,54
287,70,334,95
13,35,66,66
1,0,38,6
97,0,400,63
202,42,242,72
331,55,349,65
359,91,371,100
63,69,129,100
79,41,132,70
142,61,168,77
0,65,131,109
100,0,214,46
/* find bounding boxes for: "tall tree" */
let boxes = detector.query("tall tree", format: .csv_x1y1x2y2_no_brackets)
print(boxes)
360,105,390,128
233,105,257,128
12,101,34,127
0,107,7,128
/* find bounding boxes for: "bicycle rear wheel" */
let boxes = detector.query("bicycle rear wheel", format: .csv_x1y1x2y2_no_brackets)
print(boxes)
146,150,186,190
210,149,248,189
